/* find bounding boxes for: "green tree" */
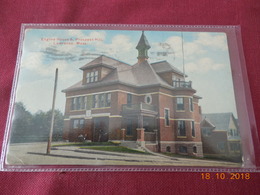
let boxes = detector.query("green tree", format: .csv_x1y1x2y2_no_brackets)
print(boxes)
10,102,64,143
10,102,33,143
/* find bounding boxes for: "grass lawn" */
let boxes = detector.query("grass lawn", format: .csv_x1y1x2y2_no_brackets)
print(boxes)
52,141,120,147
80,146,150,155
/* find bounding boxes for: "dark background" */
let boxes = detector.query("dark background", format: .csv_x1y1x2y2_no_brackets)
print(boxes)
0,0,259,194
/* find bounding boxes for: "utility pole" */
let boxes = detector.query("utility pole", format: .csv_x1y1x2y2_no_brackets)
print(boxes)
46,68,58,154
181,32,186,81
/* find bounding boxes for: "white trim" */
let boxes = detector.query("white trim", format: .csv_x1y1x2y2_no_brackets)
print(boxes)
92,113,110,117
65,115,124,120
91,107,111,110
173,118,194,121
70,109,86,112
109,115,122,118
160,141,202,144
69,115,86,119
174,95,193,98
66,90,194,99
159,117,195,122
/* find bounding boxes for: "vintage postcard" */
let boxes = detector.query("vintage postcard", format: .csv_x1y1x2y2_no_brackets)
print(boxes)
1,24,256,171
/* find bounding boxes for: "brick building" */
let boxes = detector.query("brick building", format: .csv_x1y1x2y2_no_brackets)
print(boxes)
62,32,203,157
201,113,242,161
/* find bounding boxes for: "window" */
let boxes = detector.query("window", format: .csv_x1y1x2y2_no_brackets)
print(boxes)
79,119,84,128
99,93,105,108
71,96,86,110
176,97,184,110
94,71,98,82
177,120,186,136
165,109,170,126
189,98,193,111
72,119,85,129
127,93,132,105
191,121,195,137
173,76,181,87
76,97,81,110
106,93,111,107
166,146,171,152
90,72,94,82
193,146,197,153
86,72,90,83
86,70,98,83
144,94,152,104
92,93,111,108
229,129,239,137
179,146,187,153
71,98,76,110
82,96,87,109
92,95,98,108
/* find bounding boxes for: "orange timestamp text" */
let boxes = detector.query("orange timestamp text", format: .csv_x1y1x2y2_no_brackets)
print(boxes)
201,172,251,180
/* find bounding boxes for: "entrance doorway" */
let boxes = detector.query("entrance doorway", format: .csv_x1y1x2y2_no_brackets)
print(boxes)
93,117,109,142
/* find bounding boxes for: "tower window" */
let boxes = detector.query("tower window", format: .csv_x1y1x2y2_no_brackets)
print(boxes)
86,70,98,83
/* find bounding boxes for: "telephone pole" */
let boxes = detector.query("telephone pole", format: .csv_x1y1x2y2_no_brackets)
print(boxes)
46,68,58,154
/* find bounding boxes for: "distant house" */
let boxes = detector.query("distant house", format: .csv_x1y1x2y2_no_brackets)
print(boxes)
201,113,242,161
62,32,203,157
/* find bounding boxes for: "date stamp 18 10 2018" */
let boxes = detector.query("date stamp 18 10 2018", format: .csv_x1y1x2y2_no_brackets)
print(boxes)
201,173,251,180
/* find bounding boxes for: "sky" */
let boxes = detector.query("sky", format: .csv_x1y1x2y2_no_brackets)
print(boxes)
15,28,237,117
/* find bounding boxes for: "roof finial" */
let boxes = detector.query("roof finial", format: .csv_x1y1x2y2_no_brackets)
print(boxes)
136,31,151,63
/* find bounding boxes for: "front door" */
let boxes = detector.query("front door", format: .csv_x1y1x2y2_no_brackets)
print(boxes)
93,117,109,142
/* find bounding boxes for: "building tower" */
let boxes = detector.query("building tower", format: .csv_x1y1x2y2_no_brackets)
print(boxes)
136,31,151,63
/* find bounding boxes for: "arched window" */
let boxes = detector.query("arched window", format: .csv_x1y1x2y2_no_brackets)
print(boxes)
193,146,197,153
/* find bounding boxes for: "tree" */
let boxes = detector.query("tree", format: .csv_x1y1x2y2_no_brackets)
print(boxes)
10,102,33,143
10,102,64,143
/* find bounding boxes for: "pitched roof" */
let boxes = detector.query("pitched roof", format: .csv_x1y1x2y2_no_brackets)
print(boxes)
79,55,131,71
62,57,176,92
131,60,172,87
136,31,151,50
202,113,236,131
151,61,185,76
